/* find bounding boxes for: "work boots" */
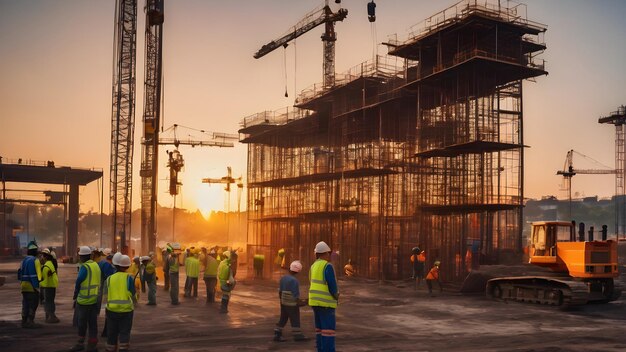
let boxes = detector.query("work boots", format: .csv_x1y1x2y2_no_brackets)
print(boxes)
273,328,286,342
46,313,60,323
23,316,42,329
85,338,98,352
293,332,310,342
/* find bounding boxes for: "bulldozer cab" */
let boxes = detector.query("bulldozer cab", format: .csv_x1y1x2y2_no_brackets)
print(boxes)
530,221,573,256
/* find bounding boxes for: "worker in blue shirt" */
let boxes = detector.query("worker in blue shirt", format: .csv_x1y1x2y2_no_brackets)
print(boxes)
19,240,42,328
274,260,309,342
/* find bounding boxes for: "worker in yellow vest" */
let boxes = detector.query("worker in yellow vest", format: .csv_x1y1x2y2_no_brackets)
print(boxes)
218,250,235,313
168,243,182,305
203,249,219,303
40,248,60,323
184,251,200,298
142,255,157,305
309,241,339,352
70,246,102,352
104,254,137,352
18,240,42,329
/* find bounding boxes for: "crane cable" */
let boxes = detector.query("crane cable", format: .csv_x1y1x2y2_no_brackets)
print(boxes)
283,43,289,97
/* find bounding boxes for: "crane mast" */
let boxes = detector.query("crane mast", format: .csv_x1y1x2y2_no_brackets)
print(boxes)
140,0,165,255
253,2,348,88
109,0,138,252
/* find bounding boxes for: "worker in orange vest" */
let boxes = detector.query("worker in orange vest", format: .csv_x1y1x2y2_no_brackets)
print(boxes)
425,260,442,296
410,247,426,289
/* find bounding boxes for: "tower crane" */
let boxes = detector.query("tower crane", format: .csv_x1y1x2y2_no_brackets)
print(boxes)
202,167,244,245
254,0,348,89
109,0,138,253
556,149,616,219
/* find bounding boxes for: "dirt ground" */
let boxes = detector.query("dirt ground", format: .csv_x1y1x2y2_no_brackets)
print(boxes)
1,259,625,352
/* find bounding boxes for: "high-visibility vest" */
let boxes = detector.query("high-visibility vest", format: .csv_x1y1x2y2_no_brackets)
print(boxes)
169,255,179,273
77,261,101,305
218,259,231,284
308,259,337,308
106,272,134,313
40,260,58,288
426,266,439,280
19,256,41,292
204,256,218,278
185,257,200,278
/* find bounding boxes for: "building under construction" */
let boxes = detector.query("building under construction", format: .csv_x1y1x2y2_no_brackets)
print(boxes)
240,0,547,281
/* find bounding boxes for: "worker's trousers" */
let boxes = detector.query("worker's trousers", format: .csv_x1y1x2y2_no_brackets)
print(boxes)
147,280,157,304
76,303,99,340
105,310,133,352
185,277,198,297
312,306,336,352
41,287,56,317
203,276,217,302
163,266,170,291
277,304,301,329
169,272,179,304
21,291,39,322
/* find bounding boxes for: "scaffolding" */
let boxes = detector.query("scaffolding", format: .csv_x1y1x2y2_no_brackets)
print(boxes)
241,0,547,281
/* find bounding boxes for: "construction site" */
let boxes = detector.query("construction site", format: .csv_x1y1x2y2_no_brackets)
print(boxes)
2,0,626,351
241,0,547,282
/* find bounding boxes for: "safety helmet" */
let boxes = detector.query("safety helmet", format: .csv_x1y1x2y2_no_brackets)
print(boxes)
171,242,181,250
222,251,231,259
289,260,303,273
278,248,285,255
112,252,123,266
27,240,39,250
434,260,441,266
118,255,131,267
41,248,51,255
140,255,151,262
314,241,331,254
209,249,216,255
102,248,112,256
78,246,92,256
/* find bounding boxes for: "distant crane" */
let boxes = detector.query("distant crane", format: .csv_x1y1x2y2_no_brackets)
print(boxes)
202,167,243,245
254,0,348,89
557,149,616,219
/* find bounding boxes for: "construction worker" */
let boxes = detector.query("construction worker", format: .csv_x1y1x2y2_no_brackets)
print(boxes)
98,249,116,338
184,250,200,297
426,260,443,296
18,240,42,328
309,241,339,352
217,250,235,313
168,243,182,305
343,259,355,277
71,245,102,352
142,255,157,305
203,249,218,303
274,260,309,342
40,248,60,323
162,246,171,291
410,246,426,288
104,254,137,352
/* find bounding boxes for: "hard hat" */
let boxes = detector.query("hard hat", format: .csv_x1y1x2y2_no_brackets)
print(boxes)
411,246,421,254
118,255,131,267
222,251,231,259
78,246,92,256
102,248,112,256
141,255,151,262
41,248,51,255
209,249,216,255
51,252,57,260
90,246,98,252
314,241,331,254
171,242,181,250
289,260,303,273
27,240,39,250
434,260,441,266
278,248,285,255
112,252,123,266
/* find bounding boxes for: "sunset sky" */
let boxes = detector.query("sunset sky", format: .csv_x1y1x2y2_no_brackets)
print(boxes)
1,0,625,216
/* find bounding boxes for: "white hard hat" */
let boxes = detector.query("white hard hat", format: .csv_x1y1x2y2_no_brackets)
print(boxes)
314,241,331,254
112,252,123,266
41,248,51,255
171,242,181,250
118,255,131,267
78,246,92,256
222,251,231,259
141,256,151,262
289,260,303,273
102,248,112,256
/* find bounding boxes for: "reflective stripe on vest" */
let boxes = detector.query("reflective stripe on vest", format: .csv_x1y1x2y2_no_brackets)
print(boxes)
106,272,134,313
308,259,337,308
77,261,101,305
